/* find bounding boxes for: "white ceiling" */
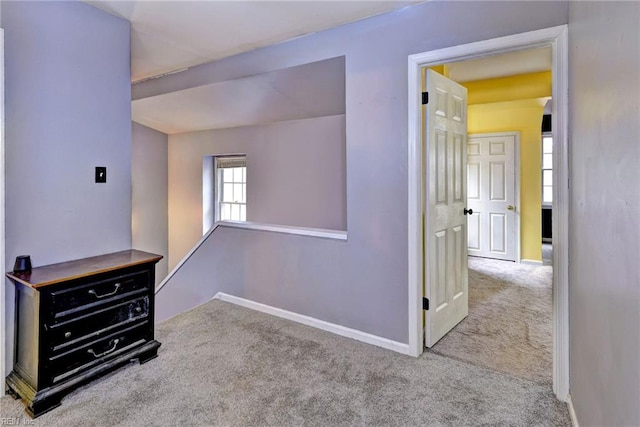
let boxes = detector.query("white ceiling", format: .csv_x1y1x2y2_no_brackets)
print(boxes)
446,47,552,83
85,0,421,82
132,56,345,134
84,1,551,135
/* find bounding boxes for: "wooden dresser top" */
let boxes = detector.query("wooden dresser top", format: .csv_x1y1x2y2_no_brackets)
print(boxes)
6,250,163,289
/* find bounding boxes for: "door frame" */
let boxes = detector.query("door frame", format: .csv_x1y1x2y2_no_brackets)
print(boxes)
407,25,569,402
0,29,6,392
467,131,521,262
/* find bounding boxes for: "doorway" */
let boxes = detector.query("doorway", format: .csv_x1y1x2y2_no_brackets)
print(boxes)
407,26,569,401
426,52,552,384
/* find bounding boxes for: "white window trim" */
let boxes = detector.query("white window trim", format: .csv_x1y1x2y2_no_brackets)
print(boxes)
214,155,246,223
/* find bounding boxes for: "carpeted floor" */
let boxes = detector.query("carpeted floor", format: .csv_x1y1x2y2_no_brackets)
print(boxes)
430,255,553,386
1,299,569,426
542,244,553,266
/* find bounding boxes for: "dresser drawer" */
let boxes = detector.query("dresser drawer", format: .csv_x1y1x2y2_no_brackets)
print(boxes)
47,322,149,384
48,296,149,353
50,271,150,317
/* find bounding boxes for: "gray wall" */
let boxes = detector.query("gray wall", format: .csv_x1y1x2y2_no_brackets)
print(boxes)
132,123,169,283
568,2,640,425
151,1,568,343
2,1,130,375
168,115,346,269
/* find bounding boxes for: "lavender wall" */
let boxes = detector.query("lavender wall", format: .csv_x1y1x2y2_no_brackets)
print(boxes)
568,2,640,425
167,115,346,269
152,1,568,343
2,1,131,376
132,123,169,283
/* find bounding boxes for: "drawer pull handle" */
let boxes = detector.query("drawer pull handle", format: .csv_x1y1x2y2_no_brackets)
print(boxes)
87,339,120,358
64,332,72,339
88,283,121,299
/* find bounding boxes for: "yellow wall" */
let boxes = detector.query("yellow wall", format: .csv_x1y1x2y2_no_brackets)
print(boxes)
464,72,551,261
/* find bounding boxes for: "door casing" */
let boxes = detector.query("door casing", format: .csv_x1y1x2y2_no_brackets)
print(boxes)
0,29,6,393
407,25,569,402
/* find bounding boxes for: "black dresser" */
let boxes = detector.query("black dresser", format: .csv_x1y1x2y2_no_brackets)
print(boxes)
5,250,162,418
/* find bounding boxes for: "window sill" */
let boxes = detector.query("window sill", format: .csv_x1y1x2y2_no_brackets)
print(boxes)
217,220,347,241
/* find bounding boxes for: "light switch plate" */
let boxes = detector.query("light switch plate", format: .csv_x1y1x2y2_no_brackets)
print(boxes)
95,166,107,183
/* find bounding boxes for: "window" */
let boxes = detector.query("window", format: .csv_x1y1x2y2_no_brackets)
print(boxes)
216,156,246,222
542,134,552,206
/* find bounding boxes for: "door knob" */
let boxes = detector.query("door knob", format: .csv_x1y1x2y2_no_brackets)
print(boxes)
507,205,515,211
464,208,473,215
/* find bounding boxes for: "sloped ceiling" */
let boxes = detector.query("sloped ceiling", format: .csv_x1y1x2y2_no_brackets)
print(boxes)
132,56,345,134
84,0,421,82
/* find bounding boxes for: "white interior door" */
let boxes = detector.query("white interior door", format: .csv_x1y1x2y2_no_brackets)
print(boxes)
424,69,468,348
467,133,517,261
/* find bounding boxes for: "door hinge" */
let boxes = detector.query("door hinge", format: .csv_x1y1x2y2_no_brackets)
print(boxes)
422,92,429,105
423,297,429,310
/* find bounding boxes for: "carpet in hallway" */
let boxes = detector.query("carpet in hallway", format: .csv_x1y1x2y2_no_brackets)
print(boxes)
429,256,553,386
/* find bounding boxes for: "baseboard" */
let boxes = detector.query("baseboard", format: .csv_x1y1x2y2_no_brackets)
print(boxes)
214,293,411,355
567,394,579,427
520,259,543,265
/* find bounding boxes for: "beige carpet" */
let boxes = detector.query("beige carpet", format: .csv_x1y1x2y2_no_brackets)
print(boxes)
1,299,569,426
542,243,553,266
429,255,553,386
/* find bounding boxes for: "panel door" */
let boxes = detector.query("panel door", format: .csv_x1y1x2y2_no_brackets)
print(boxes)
467,133,517,261
424,69,468,348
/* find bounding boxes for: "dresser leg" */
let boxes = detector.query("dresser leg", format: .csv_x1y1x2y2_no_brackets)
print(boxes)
6,385,20,400
138,351,159,364
137,342,160,365
26,396,63,419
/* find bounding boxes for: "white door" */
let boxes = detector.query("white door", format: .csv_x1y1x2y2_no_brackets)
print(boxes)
467,133,518,261
424,69,469,348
